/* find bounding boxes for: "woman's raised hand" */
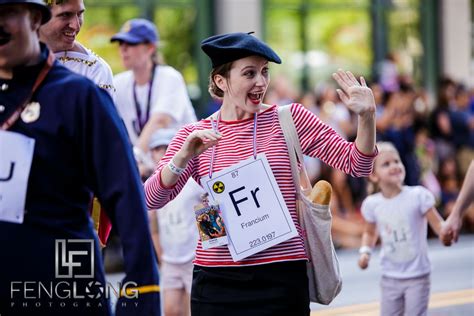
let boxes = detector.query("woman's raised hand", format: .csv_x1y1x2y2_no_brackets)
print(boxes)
177,129,222,162
332,69,376,116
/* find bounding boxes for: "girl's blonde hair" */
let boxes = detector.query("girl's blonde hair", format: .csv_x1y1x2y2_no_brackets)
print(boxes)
367,142,400,194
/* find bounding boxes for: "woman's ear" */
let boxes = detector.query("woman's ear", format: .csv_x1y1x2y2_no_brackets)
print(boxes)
213,74,227,93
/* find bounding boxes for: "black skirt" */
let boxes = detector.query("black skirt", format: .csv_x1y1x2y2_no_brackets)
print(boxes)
191,260,310,316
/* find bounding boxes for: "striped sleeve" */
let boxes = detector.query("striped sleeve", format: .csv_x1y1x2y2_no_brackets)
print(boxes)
291,103,376,177
144,124,197,210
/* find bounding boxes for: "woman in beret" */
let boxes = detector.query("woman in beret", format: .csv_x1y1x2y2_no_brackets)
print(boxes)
145,32,377,315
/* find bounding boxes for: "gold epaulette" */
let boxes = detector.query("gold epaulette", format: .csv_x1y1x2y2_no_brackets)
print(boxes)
58,56,98,67
98,83,116,91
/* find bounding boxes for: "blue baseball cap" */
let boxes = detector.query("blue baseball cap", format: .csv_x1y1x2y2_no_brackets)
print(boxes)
111,19,159,45
201,32,281,68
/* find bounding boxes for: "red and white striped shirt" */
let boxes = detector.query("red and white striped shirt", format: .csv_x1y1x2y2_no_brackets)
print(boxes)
145,103,376,267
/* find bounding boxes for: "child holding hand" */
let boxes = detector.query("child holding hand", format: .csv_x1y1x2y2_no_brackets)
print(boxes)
358,142,452,316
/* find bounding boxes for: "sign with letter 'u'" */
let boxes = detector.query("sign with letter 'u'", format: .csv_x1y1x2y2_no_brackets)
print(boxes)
0,130,35,224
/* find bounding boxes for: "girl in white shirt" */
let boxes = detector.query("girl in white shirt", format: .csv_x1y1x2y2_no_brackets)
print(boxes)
358,142,451,316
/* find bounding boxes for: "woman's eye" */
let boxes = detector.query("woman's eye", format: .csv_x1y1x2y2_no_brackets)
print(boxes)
244,71,255,77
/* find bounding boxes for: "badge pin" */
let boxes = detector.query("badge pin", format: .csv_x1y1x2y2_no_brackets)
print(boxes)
213,181,225,194
21,102,41,123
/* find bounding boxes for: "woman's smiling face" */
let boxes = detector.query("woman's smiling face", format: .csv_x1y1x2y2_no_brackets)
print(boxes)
217,55,270,116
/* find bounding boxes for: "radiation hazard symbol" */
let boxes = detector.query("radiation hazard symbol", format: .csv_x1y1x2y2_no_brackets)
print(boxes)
213,181,225,194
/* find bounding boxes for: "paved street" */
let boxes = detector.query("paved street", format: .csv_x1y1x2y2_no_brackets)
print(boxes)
311,234,474,315
107,234,474,315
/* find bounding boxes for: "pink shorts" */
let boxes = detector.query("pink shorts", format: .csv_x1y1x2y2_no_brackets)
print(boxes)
381,274,431,316
160,260,194,294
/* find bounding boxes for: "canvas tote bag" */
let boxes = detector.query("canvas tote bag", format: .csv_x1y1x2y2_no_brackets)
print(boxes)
278,104,342,305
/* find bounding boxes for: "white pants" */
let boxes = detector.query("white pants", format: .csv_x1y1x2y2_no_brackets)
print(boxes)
380,274,430,316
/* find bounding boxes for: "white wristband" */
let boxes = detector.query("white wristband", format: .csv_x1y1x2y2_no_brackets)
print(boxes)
359,246,372,255
168,159,186,176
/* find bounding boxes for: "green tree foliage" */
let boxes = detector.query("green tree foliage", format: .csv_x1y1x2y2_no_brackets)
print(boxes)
76,0,196,84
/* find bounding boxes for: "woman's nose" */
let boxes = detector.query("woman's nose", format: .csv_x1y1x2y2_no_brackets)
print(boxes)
256,74,267,86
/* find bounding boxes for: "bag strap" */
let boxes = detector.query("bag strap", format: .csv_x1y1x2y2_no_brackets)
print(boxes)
277,104,312,194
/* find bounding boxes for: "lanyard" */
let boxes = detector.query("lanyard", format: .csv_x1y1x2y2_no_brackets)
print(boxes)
208,112,258,179
133,64,156,135
1,51,55,131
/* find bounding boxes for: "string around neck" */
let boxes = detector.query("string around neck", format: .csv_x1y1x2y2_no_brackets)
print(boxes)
132,62,156,136
208,111,258,179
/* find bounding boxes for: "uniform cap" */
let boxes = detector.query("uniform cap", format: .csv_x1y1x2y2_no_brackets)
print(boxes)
0,0,51,24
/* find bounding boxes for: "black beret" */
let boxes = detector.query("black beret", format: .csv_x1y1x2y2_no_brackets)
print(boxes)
201,32,282,68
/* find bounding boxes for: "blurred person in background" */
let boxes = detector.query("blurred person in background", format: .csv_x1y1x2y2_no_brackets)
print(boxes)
40,0,116,247
39,0,115,98
0,1,159,314
429,77,457,161
375,84,420,185
378,52,399,93
264,74,298,105
414,128,442,202
296,91,321,185
111,18,196,180
441,160,474,245
315,84,358,218
449,84,474,176
147,129,204,316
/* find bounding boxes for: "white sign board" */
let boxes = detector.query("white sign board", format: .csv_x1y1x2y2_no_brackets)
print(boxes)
202,153,297,261
0,130,35,224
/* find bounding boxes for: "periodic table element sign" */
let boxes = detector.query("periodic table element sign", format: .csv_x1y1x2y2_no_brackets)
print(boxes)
202,153,298,262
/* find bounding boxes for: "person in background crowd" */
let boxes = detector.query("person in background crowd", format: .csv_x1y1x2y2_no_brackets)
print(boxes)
111,18,196,179
39,0,115,98
440,160,474,245
429,77,457,161
449,84,474,176
0,0,160,315
378,53,399,93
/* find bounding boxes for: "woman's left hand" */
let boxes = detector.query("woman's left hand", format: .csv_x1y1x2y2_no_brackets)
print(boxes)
332,69,376,116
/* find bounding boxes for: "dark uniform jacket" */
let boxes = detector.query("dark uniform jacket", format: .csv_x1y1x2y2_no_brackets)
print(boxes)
0,44,160,315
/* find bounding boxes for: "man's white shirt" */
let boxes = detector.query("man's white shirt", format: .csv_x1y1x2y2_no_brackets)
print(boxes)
113,65,196,145
55,42,115,99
